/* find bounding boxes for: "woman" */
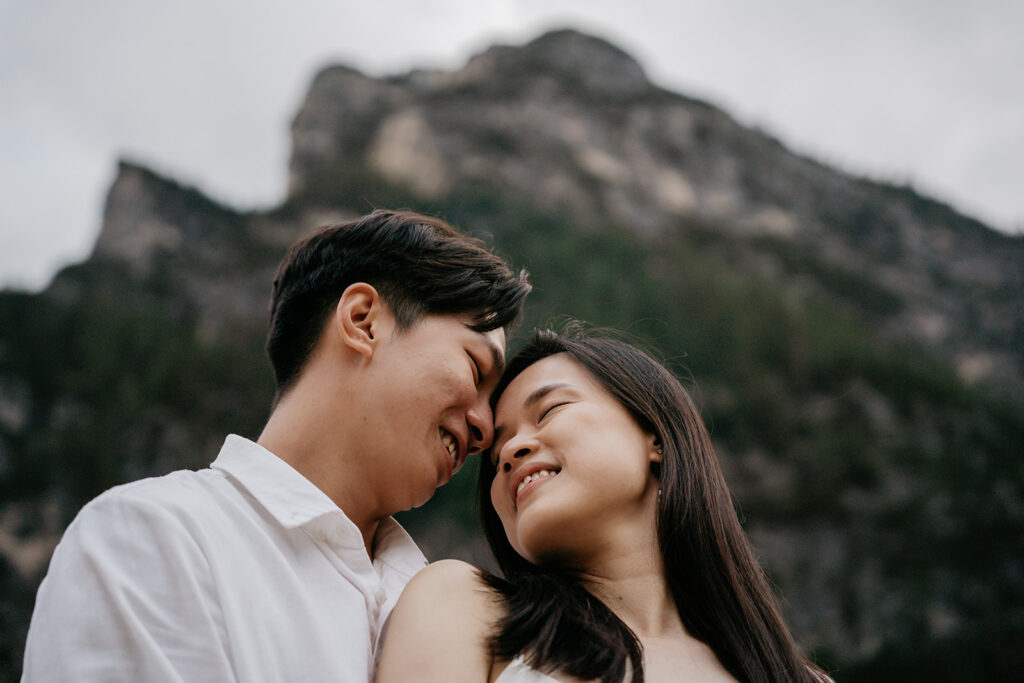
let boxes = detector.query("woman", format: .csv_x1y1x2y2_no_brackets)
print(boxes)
377,328,830,682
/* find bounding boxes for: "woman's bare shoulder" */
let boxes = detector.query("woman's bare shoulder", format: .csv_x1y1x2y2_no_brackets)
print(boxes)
376,560,501,682
398,559,499,615
410,558,492,590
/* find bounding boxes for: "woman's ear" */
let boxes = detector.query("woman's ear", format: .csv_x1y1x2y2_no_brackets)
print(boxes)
648,433,663,464
334,283,391,359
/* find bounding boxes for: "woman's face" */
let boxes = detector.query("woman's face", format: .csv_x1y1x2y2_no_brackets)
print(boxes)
489,353,662,565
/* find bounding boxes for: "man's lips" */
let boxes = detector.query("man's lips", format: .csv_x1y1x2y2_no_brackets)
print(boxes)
439,427,463,481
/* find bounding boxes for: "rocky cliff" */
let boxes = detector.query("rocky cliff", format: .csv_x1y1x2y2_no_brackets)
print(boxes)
288,29,1024,402
1,28,1021,681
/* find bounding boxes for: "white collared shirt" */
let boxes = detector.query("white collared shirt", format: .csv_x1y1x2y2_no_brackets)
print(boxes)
22,435,428,682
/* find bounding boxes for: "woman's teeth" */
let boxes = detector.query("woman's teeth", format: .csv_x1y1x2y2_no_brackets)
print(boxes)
517,470,557,496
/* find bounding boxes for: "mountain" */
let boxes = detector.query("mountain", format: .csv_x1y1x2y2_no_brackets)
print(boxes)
287,29,1024,402
1,29,1021,680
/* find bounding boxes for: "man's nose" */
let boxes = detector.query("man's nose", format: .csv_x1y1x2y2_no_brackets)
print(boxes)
466,400,494,455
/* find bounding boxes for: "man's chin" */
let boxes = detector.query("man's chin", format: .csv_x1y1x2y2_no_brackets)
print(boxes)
408,484,441,510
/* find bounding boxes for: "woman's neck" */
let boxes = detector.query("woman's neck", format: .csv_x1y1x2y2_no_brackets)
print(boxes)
578,539,683,639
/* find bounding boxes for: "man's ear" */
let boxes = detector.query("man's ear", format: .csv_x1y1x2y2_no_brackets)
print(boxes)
334,283,391,359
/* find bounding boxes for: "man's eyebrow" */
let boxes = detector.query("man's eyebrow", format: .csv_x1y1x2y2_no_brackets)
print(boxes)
485,337,505,376
492,382,574,453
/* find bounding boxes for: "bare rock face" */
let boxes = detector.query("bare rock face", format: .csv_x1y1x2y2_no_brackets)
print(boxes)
289,66,403,195
85,161,284,338
74,28,1024,402
462,29,649,97
92,161,247,275
368,109,450,198
285,28,1024,400
92,162,187,277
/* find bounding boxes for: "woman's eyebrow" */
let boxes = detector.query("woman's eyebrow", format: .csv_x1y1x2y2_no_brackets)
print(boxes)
523,382,573,409
493,382,575,447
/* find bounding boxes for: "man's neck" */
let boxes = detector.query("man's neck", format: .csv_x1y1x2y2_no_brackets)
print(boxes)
258,396,384,558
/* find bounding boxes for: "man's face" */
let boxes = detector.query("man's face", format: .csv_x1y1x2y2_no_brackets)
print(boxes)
361,314,506,511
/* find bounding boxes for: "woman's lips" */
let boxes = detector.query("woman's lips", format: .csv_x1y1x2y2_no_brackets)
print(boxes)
509,463,561,507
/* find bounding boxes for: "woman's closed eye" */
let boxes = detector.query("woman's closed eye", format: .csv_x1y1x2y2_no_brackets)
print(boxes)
538,402,568,422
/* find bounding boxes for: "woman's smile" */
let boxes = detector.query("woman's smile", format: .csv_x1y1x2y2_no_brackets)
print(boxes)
490,353,661,562
510,464,561,507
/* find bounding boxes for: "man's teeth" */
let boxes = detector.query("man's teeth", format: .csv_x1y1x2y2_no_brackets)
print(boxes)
441,430,456,461
517,470,557,496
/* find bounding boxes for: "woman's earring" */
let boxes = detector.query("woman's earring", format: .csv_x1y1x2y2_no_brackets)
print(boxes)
655,443,663,502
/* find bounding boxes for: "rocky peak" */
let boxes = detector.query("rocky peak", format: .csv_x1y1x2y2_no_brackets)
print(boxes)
288,66,403,194
461,28,649,97
92,160,247,279
92,161,189,277
283,29,1024,399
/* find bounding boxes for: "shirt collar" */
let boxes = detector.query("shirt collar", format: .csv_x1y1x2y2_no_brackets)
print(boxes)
211,435,426,571
373,516,429,577
212,434,343,530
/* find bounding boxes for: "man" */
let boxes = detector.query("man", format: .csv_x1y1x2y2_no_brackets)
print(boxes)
23,210,531,681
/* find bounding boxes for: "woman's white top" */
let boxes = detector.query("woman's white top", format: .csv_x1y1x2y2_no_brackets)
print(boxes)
494,656,564,683
495,655,833,683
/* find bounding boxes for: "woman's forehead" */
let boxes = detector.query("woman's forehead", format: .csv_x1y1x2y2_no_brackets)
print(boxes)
495,354,600,414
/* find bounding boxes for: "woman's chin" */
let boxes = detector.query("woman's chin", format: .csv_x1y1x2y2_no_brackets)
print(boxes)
512,523,586,568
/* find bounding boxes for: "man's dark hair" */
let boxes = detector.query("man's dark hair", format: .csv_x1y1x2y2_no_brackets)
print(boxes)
266,209,530,398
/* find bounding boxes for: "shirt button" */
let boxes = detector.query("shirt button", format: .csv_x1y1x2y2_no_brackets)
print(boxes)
374,588,387,606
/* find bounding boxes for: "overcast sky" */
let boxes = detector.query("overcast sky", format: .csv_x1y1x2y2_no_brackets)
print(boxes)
2,0,1021,290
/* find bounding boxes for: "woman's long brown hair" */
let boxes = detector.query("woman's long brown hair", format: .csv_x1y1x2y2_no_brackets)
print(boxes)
478,328,830,682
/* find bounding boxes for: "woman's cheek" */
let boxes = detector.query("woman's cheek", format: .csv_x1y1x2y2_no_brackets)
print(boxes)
490,478,509,520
